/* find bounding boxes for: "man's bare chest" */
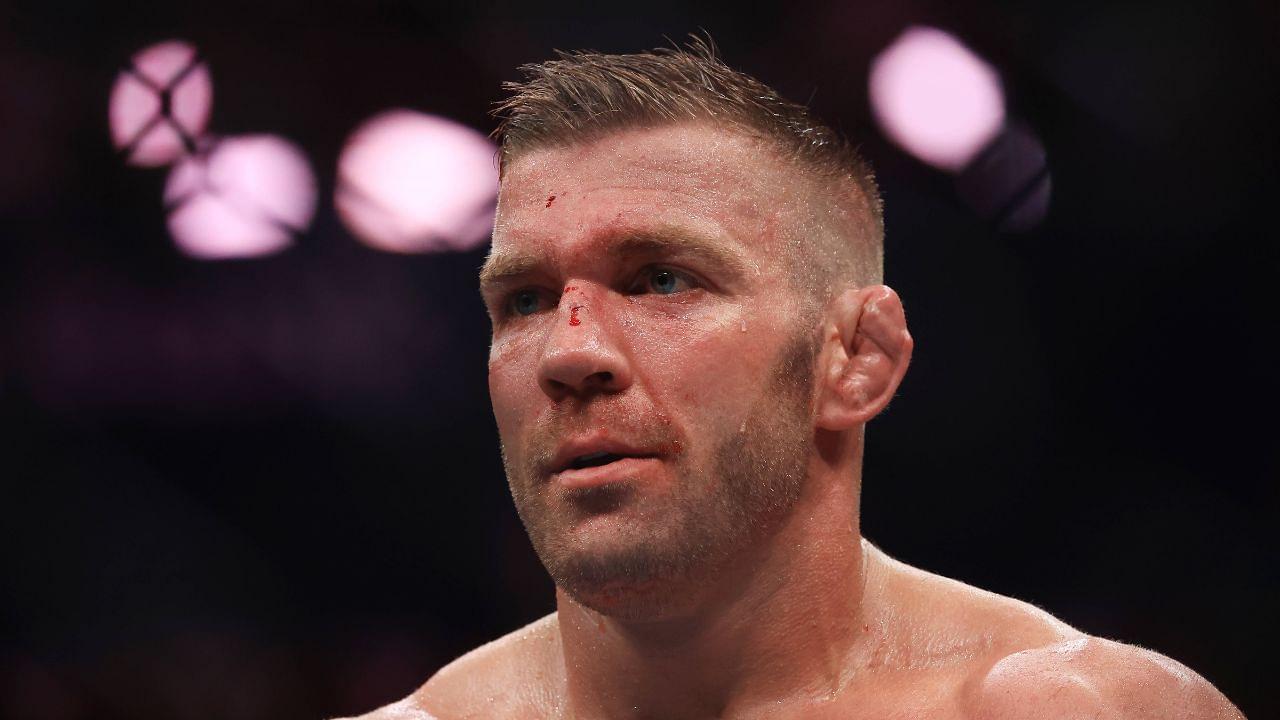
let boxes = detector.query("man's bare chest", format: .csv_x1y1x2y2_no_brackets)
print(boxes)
767,666,975,720
504,669,975,720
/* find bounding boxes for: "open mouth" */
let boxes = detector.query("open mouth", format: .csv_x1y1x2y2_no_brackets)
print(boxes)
568,451,626,470
551,446,662,489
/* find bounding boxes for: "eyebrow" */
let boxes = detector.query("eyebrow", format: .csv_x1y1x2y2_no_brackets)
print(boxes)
479,225,751,292
478,251,543,291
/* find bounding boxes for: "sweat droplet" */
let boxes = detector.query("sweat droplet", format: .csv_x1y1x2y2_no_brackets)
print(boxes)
740,320,748,332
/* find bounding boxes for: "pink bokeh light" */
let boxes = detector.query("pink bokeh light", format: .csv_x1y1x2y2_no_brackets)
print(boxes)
335,110,498,254
109,40,213,167
164,135,317,260
869,27,1005,173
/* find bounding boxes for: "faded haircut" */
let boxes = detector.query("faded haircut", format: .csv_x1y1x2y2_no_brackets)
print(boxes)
491,35,885,293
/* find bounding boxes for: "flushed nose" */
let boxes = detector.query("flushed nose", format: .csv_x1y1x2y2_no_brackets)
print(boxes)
537,294,633,401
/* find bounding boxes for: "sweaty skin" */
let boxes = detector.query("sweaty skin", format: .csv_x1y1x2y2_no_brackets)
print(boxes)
341,123,1243,720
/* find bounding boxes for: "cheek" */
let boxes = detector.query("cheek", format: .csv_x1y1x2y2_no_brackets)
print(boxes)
627,306,786,420
488,335,539,438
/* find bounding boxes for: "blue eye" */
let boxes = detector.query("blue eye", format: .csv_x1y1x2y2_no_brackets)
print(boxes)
650,269,679,294
510,290,543,316
637,267,693,295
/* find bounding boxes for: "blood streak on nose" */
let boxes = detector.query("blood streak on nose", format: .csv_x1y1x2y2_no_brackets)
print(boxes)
569,305,583,326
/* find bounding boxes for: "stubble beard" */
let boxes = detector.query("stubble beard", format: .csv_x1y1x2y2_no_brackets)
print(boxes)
503,329,818,620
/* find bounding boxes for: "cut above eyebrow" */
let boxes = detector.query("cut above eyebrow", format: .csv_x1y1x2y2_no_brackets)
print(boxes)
479,225,751,291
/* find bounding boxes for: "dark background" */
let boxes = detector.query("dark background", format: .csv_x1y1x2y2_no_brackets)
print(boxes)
2,1,1275,718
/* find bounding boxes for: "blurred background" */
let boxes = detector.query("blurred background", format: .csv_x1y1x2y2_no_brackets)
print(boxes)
1,0,1275,717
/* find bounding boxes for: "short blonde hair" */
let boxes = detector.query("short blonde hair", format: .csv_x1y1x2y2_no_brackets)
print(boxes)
492,36,884,292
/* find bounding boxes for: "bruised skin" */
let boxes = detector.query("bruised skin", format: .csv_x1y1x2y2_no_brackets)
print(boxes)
343,123,1244,720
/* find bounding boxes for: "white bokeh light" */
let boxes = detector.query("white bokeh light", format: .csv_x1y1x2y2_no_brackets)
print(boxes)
164,135,317,260
109,40,213,167
869,27,1005,173
335,110,498,254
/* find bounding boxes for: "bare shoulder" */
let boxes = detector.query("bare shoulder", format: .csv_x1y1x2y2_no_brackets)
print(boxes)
330,614,560,720
970,636,1245,719
382,613,563,720
870,544,1082,660
330,696,443,720
870,545,1243,718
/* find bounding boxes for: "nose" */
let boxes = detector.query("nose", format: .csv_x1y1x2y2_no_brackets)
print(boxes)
537,291,633,401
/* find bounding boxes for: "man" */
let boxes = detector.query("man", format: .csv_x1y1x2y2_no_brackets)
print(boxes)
348,40,1244,719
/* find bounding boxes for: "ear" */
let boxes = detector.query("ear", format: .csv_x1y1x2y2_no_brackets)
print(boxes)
815,285,914,431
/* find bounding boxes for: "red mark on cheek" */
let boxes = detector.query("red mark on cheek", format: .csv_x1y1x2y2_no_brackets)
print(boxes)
545,194,556,208
569,306,582,326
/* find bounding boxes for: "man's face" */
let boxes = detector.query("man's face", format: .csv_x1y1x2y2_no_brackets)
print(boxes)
483,123,819,619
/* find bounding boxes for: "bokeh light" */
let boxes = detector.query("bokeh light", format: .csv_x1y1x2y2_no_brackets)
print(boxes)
869,27,1005,173
109,40,213,167
164,135,317,260
335,110,497,254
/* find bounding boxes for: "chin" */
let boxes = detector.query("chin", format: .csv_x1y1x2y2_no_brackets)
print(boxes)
545,531,721,622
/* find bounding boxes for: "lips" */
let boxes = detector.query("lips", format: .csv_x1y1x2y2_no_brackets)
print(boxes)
550,439,657,473
567,450,626,470
547,437,663,488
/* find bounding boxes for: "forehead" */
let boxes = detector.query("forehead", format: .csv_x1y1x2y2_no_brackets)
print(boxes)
492,123,798,259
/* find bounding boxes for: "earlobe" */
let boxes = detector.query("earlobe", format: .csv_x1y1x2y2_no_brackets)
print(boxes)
815,285,914,431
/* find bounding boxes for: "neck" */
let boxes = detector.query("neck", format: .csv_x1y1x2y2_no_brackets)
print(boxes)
554,431,874,719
